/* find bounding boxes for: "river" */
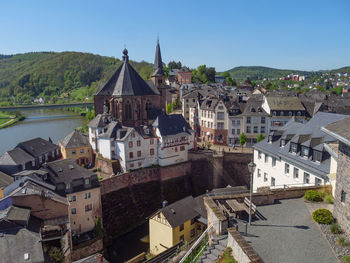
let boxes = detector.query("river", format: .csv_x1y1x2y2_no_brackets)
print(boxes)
0,109,85,155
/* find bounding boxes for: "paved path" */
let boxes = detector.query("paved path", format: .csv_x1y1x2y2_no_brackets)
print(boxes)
0,118,15,128
237,198,337,263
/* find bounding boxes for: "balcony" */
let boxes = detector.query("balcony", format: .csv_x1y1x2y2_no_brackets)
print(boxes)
41,224,68,241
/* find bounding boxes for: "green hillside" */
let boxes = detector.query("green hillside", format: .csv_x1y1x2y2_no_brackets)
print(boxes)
226,66,311,80
332,67,350,74
0,52,153,105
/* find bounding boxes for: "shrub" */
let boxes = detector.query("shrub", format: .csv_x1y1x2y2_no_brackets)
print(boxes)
304,190,323,202
330,223,342,234
49,247,65,263
337,236,349,247
312,209,334,224
344,255,350,263
324,194,334,204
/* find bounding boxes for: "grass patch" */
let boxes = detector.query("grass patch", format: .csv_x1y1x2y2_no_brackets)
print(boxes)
217,247,237,263
337,236,349,247
344,255,350,263
330,223,342,234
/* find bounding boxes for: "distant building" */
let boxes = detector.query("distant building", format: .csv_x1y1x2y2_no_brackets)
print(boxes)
59,130,93,166
149,196,207,255
0,148,35,175
177,67,192,85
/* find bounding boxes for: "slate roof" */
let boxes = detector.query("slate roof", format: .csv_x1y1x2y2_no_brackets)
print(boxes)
0,227,44,263
0,148,35,165
240,96,268,117
95,49,159,97
322,116,350,146
1,206,31,224
200,98,220,111
88,114,106,128
160,196,202,228
59,130,90,148
153,114,192,136
43,159,96,185
254,112,348,178
0,171,13,188
17,137,58,158
152,40,164,76
266,96,305,111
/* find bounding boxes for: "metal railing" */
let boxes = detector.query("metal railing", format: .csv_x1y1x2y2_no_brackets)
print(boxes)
179,223,215,263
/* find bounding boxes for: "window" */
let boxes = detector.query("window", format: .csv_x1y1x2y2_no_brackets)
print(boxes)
258,151,262,159
150,148,155,155
273,111,277,116
293,167,299,179
180,224,184,231
129,152,134,159
290,143,298,154
130,163,134,168
71,149,76,155
180,235,184,242
285,163,290,174
180,146,185,151
191,218,195,225
232,120,235,125
138,162,142,167
280,111,284,116
246,117,251,124
232,129,235,135
69,195,76,202
237,129,240,134
280,140,286,147
257,169,261,177
315,178,322,186
129,141,133,148
272,157,276,167
137,140,141,147
297,111,301,116
85,204,92,212
150,138,154,145
264,173,268,182
252,126,258,134
175,147,178,152
237,120,240,125
85,178,89,185
217,123,224,130
341,190,346,203
264,154,269,163
303,172,310,184
288,111,293,116
71,208,76,214
66,183,71,190
137,151,141,157
80,149,84,154
261,117,266,124
218,106,224,110
271,177,275,187
197,225,202,231
313,151,322,162
301,146,309,157
190,228,195,237
261,126,265,134
85,192,91,199
246,126,251,133
217,112,224,120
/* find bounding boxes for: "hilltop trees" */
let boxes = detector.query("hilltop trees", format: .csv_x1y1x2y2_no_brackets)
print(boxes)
192,65,216,84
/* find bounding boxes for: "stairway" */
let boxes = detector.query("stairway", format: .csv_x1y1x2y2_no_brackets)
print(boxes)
196,236,227,263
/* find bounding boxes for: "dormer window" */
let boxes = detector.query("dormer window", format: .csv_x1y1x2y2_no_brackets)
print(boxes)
85,178,90,185
297,111,302,116
301,146,309,157
66,183,71,190
280,139,286,147
272,111,277,116
313,150,322,162
290,143,298,154
258,108,262,112
251,108,256,112
280,111,284,116
288,111,293,116
268,135,273,143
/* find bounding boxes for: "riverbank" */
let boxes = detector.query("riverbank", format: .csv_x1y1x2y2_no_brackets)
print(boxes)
0,112,25,129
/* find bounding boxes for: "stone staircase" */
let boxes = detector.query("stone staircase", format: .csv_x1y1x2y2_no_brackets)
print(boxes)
196,236,227,263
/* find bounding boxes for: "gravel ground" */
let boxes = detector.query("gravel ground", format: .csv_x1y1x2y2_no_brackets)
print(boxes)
319,224,350,262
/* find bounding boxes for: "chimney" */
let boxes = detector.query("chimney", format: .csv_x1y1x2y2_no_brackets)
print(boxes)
97,254,103,263
162,200,168,208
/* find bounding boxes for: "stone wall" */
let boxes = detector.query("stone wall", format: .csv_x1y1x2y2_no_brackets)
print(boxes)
70,238,103,262
334,142,350,235
227,228,263,263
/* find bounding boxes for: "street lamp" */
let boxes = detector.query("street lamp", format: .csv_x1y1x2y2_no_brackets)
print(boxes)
248,160,256,225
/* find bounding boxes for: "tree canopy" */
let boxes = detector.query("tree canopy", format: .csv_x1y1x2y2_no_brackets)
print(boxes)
192,65,216,84
168,61,182,69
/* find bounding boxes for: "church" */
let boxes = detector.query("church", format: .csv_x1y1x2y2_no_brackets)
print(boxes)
89,41,195,173
94,40,168,127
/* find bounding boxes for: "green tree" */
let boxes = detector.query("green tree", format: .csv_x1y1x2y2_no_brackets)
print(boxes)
94,216,104,237
257,134,264,142
239,132,247,148
49,247,65,263
332,86,343,95
192,65,216,84
168,61,182,69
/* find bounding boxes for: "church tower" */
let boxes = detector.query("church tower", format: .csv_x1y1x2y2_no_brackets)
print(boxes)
151,39,166,86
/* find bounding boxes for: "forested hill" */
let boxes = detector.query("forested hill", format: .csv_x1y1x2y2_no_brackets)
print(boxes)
226,66,311,80
0,52,153,105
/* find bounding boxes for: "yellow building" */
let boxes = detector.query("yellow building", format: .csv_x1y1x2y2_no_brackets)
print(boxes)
149,196,207,255
59,130,93,166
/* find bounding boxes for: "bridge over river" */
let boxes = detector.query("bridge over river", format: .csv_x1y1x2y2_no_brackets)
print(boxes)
0,102,94,111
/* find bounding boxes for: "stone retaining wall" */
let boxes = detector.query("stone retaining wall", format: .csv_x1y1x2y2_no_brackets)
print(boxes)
70,238,103,262
227,228,263,263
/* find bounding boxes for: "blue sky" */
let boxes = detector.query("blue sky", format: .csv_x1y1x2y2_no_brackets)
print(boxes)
1,0,349,71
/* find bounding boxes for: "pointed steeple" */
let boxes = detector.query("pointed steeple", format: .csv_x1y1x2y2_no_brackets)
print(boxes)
152,38,164,76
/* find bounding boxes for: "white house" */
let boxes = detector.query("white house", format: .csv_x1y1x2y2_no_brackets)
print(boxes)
252,112,348,192
153,114,195,167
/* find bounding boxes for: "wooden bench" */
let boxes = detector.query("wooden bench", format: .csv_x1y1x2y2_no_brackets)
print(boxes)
226,199,248,219
244,197,257,216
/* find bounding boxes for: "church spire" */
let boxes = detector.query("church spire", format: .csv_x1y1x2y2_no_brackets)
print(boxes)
152,38,164,76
